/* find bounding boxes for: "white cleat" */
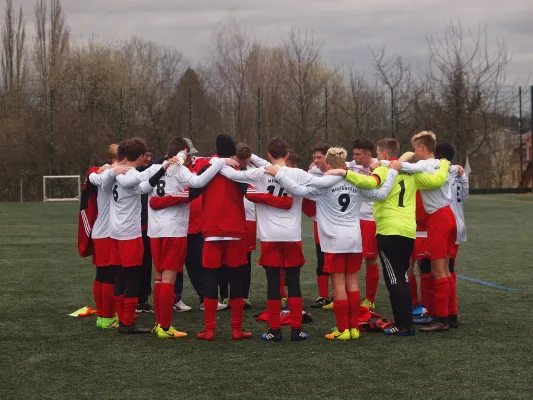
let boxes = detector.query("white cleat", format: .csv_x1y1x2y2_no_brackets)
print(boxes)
173,300,192,312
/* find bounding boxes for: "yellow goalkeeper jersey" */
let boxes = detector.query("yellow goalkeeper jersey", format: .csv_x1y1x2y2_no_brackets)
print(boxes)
344,159,450,239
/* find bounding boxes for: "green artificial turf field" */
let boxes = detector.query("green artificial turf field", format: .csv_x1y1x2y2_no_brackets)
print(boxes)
1,195,532,399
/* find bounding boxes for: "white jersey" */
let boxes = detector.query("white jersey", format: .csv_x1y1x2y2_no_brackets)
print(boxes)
274,169,398,253
449,173,468,244
109,166,160,240
383,158,454,214
220,165,334,242
147,159,224,238
242,166,257,222
89,168,116,239
346,159,378,222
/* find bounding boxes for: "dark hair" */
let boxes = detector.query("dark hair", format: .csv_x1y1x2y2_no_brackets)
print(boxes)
376,138,400,158
435,142,455,162
236,143,252,160
352,138,375,153
167,137,190,158
287,149,298,166
312,142,330,155
216,134,237,157
267,137,288,159
118,138,148,162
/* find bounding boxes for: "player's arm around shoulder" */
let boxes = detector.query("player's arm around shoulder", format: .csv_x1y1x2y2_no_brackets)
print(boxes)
273,168,324,199
357,168,399,201
415,159,450,190
345,167,383,189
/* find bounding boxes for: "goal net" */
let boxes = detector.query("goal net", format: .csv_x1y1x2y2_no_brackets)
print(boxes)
43,175,81,202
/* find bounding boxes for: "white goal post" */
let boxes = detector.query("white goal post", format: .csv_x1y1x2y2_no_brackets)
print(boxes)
43,175,81,202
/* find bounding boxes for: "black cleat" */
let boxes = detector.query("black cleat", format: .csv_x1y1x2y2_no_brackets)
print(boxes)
448,314,459,329
118,323,152,334
261,329,283,342
136,302,153,314
291,328,309,342
310,297,330,308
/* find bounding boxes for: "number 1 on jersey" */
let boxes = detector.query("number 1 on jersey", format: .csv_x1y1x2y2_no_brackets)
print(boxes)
398,180,405,207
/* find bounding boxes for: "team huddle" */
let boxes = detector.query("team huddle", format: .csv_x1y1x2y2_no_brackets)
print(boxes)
79,130,467,341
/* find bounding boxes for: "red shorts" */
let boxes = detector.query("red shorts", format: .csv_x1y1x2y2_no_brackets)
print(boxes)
259,241,305,268
360,220,378,259
150,237,187,273
202,239,247,269
92,237,119,267
450,244,460,259
112,238,143,267
426,206,457,260
412,236,427,260
245,221,257,252
324,253,362,274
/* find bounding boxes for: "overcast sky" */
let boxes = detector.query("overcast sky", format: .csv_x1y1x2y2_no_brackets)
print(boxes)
6,0,533,84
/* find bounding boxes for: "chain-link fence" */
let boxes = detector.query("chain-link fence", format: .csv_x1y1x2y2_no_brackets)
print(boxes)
1,83,532,201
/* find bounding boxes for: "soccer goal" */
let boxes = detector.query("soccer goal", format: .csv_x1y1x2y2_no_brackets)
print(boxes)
43,175,81,202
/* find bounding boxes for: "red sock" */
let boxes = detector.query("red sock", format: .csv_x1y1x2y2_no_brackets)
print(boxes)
317,275,329,298
92,280,103,316
408,274,419,306
268,300,282,330
100,283,115,318
347,291,360,329
420,273,434,315
203,298,218,330
280,270,288,298
365,263,380,302
288,297,303,329
122,297,138,326
153,279,162,325
333,299,349,332
159,283,174,329
448,274,458,315
230,298,244,329
434,278,450,318
113,294,124,323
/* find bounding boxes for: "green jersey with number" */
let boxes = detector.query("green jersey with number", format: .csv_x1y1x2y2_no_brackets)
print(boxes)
344,159,450,239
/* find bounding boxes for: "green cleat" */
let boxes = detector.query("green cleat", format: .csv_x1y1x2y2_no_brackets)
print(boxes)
97,317,119,329
361,298,375,310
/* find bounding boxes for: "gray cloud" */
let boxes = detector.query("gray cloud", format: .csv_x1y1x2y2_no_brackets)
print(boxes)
4,0,532,84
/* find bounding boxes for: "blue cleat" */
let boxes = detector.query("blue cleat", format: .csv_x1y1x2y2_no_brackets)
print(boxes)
412,304,428,317
413,315,433,325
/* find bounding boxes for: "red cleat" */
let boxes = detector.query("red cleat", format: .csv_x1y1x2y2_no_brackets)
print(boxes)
232,329,253,340
196,329,216,341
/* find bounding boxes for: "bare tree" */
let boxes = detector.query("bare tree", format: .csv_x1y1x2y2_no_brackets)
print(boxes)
426,20,510,163
1,0,26,91
279,29,335,155
33,0,70,93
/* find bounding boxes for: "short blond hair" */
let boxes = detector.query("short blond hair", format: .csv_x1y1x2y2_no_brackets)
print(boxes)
326,147,347,169
399,151,415,162
411,131,436,153
108,144,118,164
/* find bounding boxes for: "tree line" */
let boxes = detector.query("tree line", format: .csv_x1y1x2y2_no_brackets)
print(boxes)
0,0,526,201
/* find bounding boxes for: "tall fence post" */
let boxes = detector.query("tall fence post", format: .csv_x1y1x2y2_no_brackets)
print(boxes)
119,89,124,141
455,85,461,165
530,86,533,191
257,87,261,155
189,88,192,140
20,174,23,203
519,86,523,187
50,88,55,174
390,87,395,138
324,87,329,142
